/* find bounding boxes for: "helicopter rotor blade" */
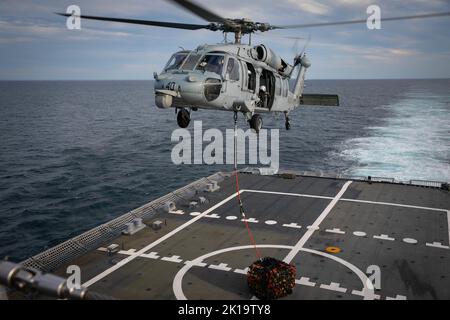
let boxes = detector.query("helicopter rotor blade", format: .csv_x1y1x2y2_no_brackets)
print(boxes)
300,34,311,56
167,0,231,24
252,33,306,41
272,11,450,30
56,13,211,30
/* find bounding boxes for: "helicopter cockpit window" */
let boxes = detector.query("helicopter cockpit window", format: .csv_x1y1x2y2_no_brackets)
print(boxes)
196,54,225,76
164,52,188,71
225,58,240,81
181,53,202,70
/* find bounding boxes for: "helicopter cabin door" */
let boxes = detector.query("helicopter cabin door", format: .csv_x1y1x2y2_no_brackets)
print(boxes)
223,56,242,99
259,69,275,110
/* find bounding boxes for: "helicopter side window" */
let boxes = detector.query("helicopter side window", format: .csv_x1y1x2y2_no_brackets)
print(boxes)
196,54,225,76
164,52,188,71
246,62,256,92
225,58,240,81
282,79,289,97
275,76,282,96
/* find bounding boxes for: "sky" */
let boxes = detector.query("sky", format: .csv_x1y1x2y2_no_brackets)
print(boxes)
1,0,450,80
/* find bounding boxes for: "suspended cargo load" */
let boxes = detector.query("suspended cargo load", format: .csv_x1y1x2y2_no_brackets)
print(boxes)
247,257,296,300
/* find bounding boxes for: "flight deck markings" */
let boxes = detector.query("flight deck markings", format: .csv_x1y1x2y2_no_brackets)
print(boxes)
184,260,207,267
320,282,347,293
83,191,240,288
339,198,448,213
244,189,448,214
402,238,418,244
242,189,334,200
283,181,353,264
208,263,232,272
373,234,395,241
204,213,221,219
425,242,449,249
233,267,249,275
173,244,379,300
161,255,183,263
296,277,316,287
98,245,404,300
140,252,160,259
282,223,302,229
326,228,345,234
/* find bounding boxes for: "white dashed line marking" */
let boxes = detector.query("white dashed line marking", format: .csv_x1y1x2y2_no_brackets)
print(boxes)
226,216,238,220
189,212,201,216
296,277,316,287
184,260,207,267
282,223,302,229
161,255,183,263
140,252,160,259
353,231,367,237
208,263,232,272
373,234,395,241
233,267,249,275
325,228,345,235
204,213,221,219
320,282,347,293
425,242,449,249
265,220,277,225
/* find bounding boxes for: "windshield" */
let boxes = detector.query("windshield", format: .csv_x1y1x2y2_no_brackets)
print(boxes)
164,52,188,71
196,54,225,76
181,53,202,71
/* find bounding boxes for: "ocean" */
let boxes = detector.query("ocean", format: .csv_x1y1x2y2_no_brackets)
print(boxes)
0,79,449,261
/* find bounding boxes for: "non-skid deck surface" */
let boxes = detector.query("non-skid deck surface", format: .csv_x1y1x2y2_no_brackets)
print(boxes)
51,174,450,300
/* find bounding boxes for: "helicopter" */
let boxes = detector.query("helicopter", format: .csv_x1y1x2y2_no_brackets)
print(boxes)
59,0,450,132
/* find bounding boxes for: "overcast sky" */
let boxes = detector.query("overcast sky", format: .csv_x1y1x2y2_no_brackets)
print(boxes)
1,0,450,80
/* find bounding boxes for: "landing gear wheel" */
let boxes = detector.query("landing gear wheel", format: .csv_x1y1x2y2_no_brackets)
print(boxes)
177,108,190,128
249,114,263,133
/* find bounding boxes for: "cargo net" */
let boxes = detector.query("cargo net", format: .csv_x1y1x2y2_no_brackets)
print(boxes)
247,257,296,300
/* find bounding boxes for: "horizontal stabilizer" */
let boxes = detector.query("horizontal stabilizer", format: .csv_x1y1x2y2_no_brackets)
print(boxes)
300,94,339,106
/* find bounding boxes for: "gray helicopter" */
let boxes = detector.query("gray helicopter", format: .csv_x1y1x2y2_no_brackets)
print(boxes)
59,0,450,132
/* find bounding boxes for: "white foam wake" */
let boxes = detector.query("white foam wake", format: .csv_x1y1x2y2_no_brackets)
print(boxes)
338,91,450,182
